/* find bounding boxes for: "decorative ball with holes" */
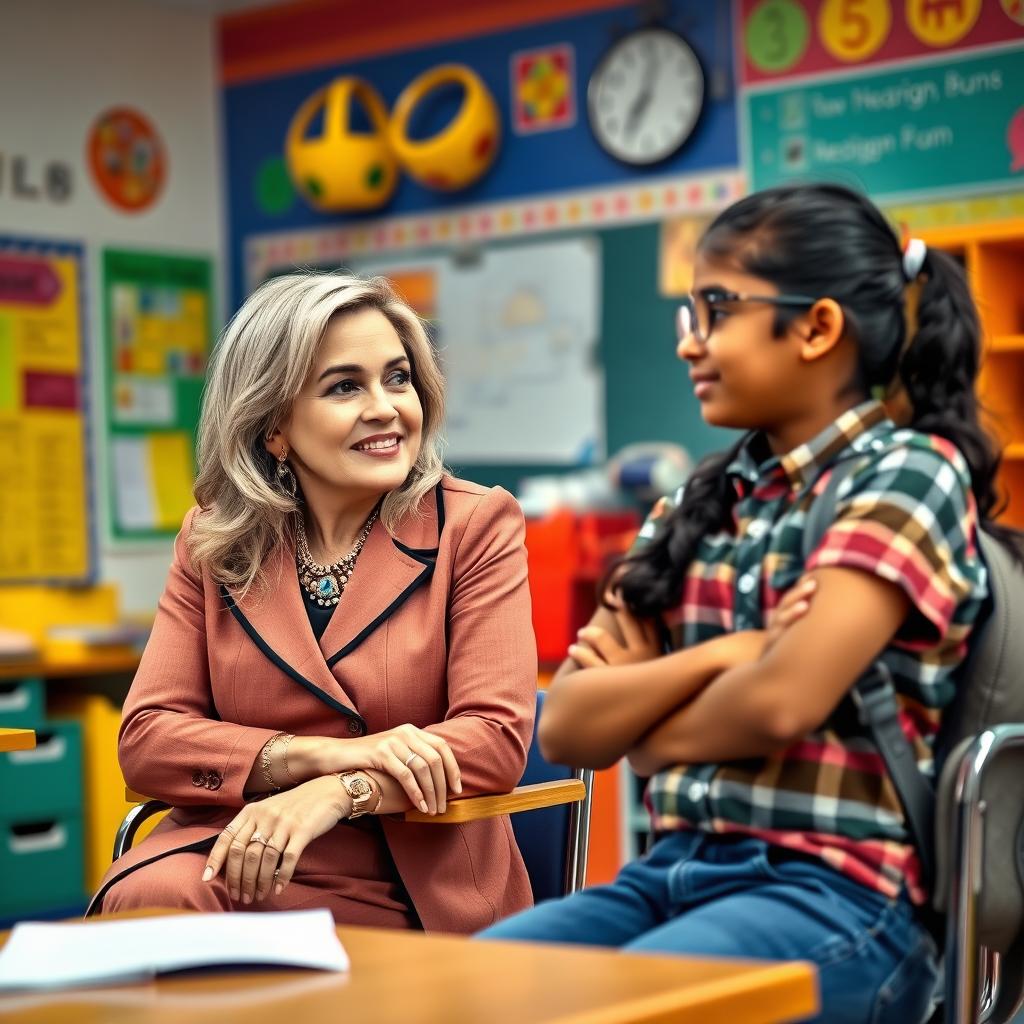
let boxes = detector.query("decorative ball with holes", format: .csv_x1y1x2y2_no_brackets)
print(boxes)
285,76,398,212
389,65,501,192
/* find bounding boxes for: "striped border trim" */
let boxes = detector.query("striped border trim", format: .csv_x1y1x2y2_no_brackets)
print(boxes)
245,169,745,289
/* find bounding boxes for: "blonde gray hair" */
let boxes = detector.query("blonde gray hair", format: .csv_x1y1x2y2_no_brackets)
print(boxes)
190,272,446,596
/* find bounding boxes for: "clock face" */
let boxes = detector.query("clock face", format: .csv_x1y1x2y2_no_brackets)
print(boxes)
587,28,704,166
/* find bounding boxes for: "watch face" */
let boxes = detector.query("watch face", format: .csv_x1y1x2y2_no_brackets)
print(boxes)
587,28,704,166
348,777,371,798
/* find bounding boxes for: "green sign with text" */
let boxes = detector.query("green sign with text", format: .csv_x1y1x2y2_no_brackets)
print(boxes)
746,46,1024,200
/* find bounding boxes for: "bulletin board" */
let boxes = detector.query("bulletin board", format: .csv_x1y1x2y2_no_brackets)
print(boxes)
737,0,1024,200
102,249,213,540
223,0,739,307
0,235,93,583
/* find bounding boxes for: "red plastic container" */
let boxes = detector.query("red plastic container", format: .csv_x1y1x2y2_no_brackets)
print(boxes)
524,510,639,667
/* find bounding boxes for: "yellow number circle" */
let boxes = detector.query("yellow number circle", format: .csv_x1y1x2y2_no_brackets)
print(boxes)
819,0,892,62
906,0,981,47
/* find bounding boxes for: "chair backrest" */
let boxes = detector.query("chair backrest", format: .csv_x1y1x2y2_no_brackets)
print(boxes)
511,689,579,904
932,532,1024,951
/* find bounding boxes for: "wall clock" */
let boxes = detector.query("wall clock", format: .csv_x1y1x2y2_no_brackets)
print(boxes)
587,27,704,166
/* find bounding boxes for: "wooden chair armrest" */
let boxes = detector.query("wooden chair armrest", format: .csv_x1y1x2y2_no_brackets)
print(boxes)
403,779,585,824
128,779,587,824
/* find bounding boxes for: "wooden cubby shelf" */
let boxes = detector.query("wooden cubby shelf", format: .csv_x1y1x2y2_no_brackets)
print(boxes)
920,221,1024,529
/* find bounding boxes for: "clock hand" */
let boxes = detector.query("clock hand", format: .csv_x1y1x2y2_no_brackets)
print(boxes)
625,55,659,138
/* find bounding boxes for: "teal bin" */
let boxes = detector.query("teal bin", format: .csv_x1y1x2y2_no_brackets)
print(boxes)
0,814,85,915
0,678,45,728
0,721,83,821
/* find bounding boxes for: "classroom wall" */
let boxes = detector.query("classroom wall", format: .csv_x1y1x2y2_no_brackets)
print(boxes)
221,0,740,488
0,0,225,613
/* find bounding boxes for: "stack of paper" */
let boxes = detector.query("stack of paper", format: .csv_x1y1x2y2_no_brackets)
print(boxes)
0,910,349,992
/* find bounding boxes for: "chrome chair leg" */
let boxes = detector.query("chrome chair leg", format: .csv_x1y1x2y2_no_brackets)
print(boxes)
979,949,1000,1022
112,800,169,862
564,767,593,895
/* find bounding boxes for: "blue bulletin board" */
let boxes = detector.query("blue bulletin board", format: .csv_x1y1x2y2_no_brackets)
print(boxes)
222,0,739,307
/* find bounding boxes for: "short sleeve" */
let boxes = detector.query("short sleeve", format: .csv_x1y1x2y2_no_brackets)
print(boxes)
805,437,985,646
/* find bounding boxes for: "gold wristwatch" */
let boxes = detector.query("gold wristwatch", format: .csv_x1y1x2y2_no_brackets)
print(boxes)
337,771,378,818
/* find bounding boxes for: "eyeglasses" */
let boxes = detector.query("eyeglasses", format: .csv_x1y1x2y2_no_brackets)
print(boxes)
677,288,819,345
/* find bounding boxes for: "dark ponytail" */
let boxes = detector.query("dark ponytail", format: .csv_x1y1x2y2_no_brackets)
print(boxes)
612,183,1018,619
900,247,1018,551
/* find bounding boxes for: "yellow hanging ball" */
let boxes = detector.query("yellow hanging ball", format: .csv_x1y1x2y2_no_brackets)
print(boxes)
286,76,398,212
389,65,501,192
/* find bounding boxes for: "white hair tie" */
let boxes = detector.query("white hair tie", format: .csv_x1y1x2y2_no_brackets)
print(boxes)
902,237,927,281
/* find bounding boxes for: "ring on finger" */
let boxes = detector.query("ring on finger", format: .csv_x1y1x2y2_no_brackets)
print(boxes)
250,830,268,845
404,752,419,767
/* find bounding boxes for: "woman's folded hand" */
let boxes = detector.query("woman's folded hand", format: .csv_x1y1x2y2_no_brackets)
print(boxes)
322,723,461,815
202,775,351,904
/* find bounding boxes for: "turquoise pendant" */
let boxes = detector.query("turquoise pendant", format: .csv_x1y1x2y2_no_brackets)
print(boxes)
316,576,339,601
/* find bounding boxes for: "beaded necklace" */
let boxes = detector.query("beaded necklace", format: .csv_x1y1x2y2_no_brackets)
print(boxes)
295,509,378,607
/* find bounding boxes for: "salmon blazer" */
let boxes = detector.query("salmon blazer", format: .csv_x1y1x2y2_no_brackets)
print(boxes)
91,477,538,932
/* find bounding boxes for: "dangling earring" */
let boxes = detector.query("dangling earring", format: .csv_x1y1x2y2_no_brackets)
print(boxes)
276,449,297,498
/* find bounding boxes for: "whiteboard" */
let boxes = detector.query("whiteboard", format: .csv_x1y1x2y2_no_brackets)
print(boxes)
357,236,603,465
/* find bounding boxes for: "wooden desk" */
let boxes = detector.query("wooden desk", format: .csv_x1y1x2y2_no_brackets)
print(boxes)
0,912,817,1024
0,728,35,753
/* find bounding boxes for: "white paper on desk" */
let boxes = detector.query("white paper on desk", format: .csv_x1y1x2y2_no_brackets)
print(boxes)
0,909,349,992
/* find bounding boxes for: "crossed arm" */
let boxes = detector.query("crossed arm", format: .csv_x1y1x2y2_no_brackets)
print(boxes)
538,567,910,775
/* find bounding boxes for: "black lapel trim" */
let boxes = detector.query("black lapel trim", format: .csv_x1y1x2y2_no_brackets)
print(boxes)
327,563,435,667
85,834,216,917
326,484,447,668
220,585,367,727
435,482,446,533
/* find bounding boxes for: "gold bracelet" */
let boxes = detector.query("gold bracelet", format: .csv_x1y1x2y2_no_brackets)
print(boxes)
259,734,283,792
280,733,298,785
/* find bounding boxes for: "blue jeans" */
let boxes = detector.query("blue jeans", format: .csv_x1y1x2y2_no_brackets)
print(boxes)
479,832,938,1024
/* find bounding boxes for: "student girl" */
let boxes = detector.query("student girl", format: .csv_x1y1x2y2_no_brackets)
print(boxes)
481,183,1009,1023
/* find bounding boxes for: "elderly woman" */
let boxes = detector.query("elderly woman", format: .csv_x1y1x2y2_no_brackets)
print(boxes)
87,273,537,933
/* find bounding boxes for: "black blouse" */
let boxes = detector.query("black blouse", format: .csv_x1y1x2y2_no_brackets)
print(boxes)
300,567,337,641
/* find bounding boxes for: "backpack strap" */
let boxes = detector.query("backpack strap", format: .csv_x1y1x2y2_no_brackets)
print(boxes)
800,454,938,896
849,664,936,894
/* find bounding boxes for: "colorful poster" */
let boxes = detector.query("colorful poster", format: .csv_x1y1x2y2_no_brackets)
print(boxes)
0,236,92,582
102,250,213,539
738,0,1024,199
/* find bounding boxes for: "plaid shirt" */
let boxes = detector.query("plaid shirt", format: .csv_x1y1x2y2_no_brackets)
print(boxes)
635,401,987,903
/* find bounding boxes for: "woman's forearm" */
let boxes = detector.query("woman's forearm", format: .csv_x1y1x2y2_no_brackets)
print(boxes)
538,639,730,769
243,733,337,794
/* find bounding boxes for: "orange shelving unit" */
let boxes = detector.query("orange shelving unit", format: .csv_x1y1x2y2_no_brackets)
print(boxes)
919,220,1024,528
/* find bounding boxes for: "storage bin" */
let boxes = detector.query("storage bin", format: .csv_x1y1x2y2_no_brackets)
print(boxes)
0,720,83,821
0,678,46,728
524,510,639,665
0,814,85,915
